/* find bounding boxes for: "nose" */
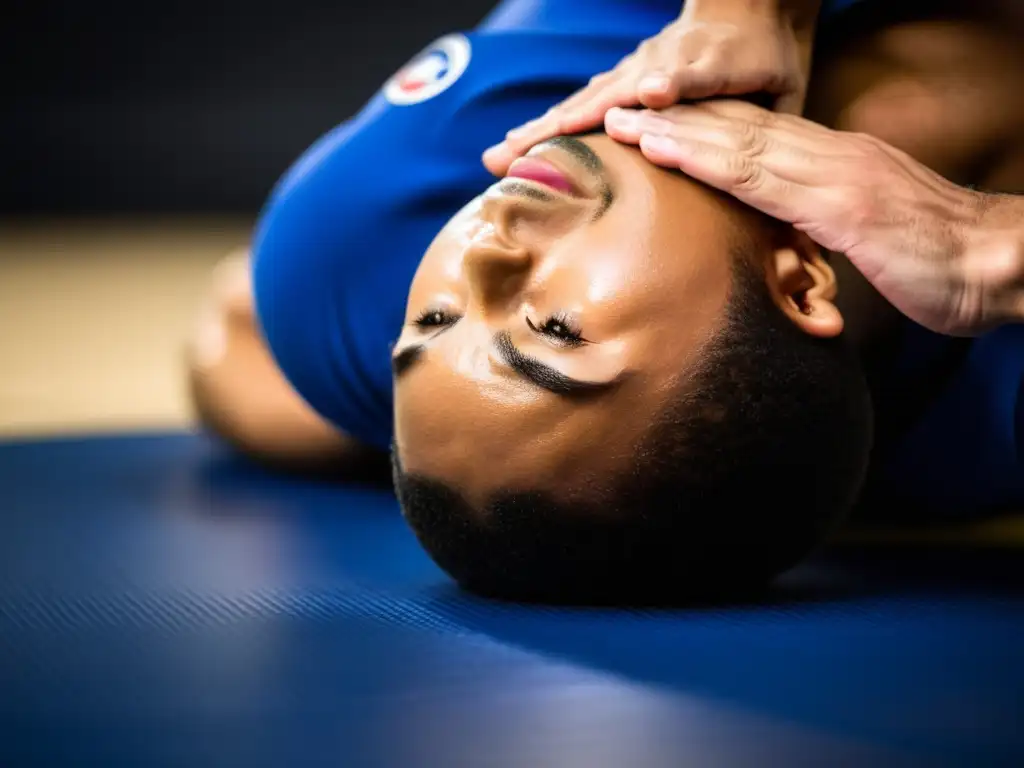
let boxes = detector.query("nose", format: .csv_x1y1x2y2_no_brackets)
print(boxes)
463,222,533,309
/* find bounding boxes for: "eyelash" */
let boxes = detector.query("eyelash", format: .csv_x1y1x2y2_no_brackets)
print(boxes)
527,312,584,347
413,309,459,329
413,308,584,347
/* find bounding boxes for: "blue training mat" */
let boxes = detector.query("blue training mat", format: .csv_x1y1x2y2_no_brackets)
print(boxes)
2,434,1022,767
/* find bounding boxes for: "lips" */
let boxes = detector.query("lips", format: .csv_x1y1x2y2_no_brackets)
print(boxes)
505,157,575,195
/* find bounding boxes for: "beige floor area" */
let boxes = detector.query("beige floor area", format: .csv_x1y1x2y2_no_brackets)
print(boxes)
0,218,252,437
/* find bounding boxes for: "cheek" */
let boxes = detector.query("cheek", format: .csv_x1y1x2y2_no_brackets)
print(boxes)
393,380,461,478
405,226,478,318
542,227,663,331
393,374,529,505
416,197,485,270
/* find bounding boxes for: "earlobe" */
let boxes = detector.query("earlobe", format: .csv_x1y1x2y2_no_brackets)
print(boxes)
766,234,844,339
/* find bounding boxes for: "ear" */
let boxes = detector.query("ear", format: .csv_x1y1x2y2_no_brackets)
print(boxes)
764,230,843,338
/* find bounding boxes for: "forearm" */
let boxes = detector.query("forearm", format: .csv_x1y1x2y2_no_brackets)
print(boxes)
964,193,1024,328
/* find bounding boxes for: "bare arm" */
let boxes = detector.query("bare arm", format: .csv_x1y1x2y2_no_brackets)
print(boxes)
187,252,390,481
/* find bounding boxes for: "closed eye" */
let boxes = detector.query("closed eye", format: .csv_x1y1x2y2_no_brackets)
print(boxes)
412,308,461,331
527,312,586,348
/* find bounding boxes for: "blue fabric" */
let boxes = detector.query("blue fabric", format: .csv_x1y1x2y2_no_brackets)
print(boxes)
2,434,1023,766
876,325,1024,514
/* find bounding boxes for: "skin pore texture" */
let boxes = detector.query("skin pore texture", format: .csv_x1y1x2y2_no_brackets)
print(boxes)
392,133,843,510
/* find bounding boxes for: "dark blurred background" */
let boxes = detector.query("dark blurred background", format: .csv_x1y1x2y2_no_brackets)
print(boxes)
5,0,492,214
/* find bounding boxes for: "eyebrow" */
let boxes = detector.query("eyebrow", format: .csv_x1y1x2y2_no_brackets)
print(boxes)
533,135,614,215
391,333,611,397
391,344,425,378
494,331,610,396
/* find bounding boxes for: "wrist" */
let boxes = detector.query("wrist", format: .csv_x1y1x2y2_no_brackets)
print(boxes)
680,0,821,30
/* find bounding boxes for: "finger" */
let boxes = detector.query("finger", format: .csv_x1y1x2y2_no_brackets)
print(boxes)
551,69,656,136
504,84,636,171
482,142,521,176
508,87,590,141
635,69,678,109
607,107,828,182
637,132,822,224
506,71,621,145
608,106,745,144
482,88,597,175
637,58,727,109
610,105,849,172
482,78,621,176
697,99,829,138
483,114,566,176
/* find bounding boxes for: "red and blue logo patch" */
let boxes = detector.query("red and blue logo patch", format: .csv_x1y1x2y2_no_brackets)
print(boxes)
384,34,471,106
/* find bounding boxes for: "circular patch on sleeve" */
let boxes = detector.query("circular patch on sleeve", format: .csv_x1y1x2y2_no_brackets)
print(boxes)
383,33,472,106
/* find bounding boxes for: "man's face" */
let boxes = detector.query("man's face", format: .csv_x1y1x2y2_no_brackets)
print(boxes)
392,135,765,507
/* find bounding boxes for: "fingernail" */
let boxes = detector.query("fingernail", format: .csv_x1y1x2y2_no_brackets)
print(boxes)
482,144,506,165
639,74,671,92
612,109,672,135
605,108,638,129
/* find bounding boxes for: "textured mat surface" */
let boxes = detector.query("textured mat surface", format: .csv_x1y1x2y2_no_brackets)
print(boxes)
2,434,1023,767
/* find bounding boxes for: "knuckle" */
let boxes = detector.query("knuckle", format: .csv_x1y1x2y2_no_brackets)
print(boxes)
736,123,769,158
747,104,776,127
550,113,572,133
729,157,765,192
547,103,569,119
672,34,698,62
686,50,718,74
